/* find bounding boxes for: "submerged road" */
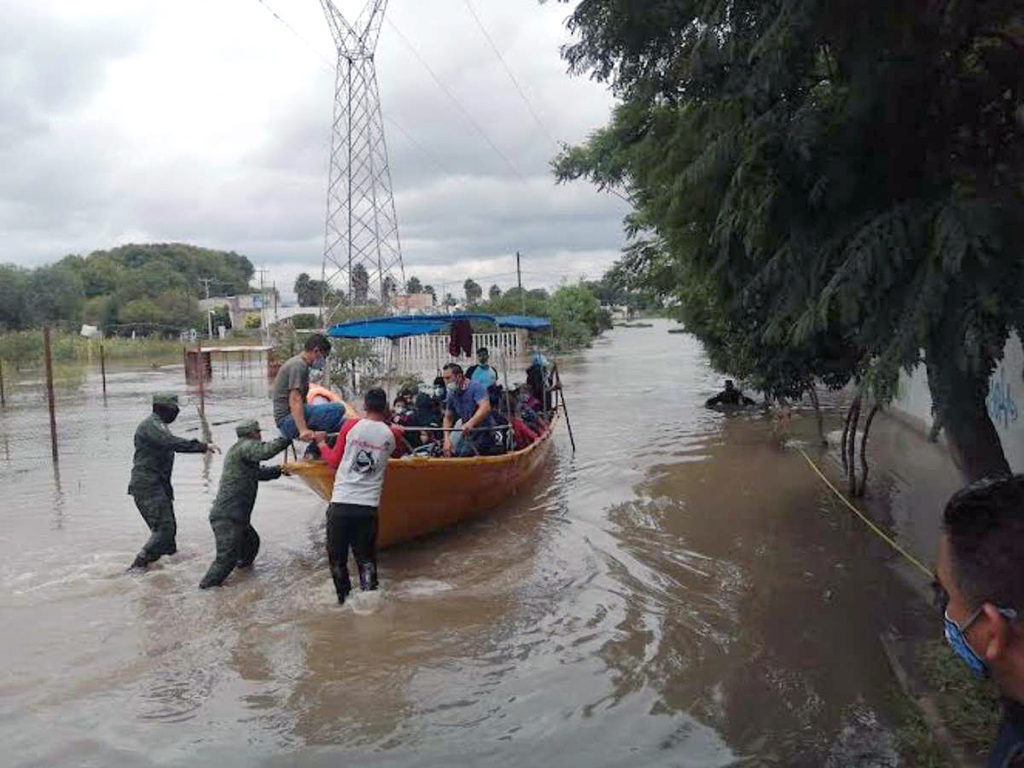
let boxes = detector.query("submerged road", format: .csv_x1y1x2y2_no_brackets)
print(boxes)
0,320,923,767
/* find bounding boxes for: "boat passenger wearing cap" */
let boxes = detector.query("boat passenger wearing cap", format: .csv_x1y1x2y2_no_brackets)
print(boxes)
199,419,291,589
128,393,218,571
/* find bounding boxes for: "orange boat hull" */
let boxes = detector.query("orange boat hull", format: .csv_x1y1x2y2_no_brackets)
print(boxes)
284,414,557,548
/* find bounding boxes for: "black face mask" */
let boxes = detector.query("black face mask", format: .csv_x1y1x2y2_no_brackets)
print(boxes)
155,405,180,424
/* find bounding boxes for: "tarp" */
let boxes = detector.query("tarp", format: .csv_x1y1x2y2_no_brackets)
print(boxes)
326,313,551,339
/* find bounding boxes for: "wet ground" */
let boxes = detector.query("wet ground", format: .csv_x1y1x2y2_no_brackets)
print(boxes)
0,320,939,767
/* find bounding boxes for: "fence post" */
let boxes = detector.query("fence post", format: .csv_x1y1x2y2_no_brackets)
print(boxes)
100,344,107,398
43,327,58,461
0,357,5,407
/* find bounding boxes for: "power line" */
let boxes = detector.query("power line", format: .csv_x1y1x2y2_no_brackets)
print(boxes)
460,0,559,149
386,17,525,180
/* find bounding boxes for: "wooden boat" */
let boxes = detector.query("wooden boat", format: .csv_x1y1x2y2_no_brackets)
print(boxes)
284,412,559,548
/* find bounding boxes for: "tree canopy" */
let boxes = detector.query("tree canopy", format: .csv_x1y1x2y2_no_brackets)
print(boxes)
464,278,483,305
1,243,256,335
555,0,1024,479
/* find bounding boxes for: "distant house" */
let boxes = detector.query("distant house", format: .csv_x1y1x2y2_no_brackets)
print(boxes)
394,293,434,312
199,294,268,329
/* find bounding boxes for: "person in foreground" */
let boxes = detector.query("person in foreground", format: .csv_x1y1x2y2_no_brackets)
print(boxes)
270,332,340,443
705,379,756,407
936,476,1024,767
317,388,400,604
442,362,497,457
199,420,291,589
128,393,218,570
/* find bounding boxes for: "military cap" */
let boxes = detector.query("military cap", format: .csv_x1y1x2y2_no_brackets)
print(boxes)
236,419,261,437
152,392,179,406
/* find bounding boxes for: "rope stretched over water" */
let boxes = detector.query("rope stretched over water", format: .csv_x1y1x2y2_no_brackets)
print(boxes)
798,448,935,579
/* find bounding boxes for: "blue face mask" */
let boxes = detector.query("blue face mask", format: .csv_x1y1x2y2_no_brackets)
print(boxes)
311,356,326,370
943,606,1018,679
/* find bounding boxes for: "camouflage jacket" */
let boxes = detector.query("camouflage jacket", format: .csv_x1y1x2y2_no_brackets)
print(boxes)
209,436,291,523
128,413,207,498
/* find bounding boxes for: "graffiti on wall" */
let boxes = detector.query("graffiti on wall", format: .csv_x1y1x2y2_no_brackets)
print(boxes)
988,367,1019,430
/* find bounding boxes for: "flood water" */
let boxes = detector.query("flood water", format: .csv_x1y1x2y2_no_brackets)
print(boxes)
0,320,925,767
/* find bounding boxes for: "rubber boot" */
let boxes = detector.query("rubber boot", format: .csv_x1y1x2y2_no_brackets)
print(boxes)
359,562,378,592
127,554,149,571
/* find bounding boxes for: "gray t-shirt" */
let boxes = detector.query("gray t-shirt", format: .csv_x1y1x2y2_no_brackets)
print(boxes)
271,354,310,424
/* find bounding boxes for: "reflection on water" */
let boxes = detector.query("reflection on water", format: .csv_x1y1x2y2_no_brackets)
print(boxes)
0,321,919,766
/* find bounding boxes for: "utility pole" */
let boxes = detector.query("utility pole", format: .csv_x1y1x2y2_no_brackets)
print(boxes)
198,277,214,299
516,251,525,315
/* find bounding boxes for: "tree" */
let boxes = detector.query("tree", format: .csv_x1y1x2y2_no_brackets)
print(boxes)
294,273,317,307
555,0,1024,481
443,293,457,308
383,275,397,303
406,276,423,294
423,285,436,305
464,279,483,305
0,265,30,331
489,284,502,301
352,264,369,305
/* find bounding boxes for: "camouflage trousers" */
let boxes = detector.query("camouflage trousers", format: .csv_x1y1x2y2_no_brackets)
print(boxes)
132,491,176,564
198,519,260,589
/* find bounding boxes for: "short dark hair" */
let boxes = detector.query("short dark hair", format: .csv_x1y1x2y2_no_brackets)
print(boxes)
304,333,332,355
443,363,463,375
364,387,387,414
478,347,489,356
433,376,444,387
943,475,1024,611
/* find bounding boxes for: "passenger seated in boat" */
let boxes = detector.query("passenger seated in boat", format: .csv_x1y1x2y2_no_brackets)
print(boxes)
705,380,756,408
466,347,498,388
431,376,446,410
391,395,413,428
500,395,539,449
442,363,499,457
405,393,441,450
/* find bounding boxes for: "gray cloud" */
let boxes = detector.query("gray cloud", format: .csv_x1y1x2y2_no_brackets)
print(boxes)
0,0,627,298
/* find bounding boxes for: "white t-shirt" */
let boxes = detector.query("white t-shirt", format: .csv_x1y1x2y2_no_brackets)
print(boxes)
330,419,396,507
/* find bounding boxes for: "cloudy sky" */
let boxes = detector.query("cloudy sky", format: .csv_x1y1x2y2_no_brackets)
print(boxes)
0,0,628,302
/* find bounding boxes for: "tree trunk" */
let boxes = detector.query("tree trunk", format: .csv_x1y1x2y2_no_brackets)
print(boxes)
926,356,1010,482
847,395,862,496
857,404,879,497
808,385,827,446
841,399,854,469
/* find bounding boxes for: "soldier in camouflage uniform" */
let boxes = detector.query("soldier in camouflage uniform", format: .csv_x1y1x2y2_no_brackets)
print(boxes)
128,393,216,570
199,420,291,589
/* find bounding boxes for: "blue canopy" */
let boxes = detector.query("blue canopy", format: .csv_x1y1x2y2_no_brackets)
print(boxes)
326,312,551,340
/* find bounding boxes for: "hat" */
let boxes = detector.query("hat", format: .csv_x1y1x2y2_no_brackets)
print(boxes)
236,419,261,437
152,393,179,406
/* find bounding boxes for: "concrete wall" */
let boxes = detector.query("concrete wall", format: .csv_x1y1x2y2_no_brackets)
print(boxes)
891,334,1024,471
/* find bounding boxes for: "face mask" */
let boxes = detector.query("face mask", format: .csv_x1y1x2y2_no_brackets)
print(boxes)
394,406,406,415
435,387,445,398
157,406,179,424
446,382,458,395
943,606,1018,679
311,357,326,370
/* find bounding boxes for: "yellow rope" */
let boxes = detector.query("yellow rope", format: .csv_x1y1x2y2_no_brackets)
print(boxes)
798,448,935,578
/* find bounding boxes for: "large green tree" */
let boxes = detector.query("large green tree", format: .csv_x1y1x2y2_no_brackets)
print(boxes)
464,278,483,305
555,0,1024,481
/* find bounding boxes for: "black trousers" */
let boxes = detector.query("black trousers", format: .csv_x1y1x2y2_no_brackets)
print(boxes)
199,519,260,589
132,491,177,564
326,503,379,603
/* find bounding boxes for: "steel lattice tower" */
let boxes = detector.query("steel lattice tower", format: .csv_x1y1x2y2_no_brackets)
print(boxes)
319,0,404,323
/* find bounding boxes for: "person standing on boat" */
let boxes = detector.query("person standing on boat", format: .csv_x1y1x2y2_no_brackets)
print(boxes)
270,333,340,443
198,420,291,589
466,347,498,389
127,393,218,570
442,362,498,457
317,388,399,604
705,380,756,407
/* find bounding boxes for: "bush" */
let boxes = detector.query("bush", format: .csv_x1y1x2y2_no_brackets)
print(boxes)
292,313,319,329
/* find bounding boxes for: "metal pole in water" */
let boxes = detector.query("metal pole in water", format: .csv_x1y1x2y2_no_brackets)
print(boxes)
43,326,58,461
0,358,5,407
100,344,107,397
195,340,206,416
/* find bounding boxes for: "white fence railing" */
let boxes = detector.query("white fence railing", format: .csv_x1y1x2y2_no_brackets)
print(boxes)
369,331,525,372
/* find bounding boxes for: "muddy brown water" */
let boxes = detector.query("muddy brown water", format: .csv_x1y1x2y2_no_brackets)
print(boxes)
0,321,930,767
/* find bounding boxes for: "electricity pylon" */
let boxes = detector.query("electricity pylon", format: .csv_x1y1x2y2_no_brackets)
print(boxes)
319,0,405,324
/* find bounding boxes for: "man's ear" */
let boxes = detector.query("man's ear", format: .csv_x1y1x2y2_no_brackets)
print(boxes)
981,603,1013,662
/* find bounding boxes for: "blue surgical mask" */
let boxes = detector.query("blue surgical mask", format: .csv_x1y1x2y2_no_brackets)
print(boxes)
943,606,1018,679
435,387,445,398
446,382,458,395
311,357,326,370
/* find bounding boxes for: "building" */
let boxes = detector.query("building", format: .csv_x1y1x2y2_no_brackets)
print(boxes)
199,294,269,329
394,293,435,312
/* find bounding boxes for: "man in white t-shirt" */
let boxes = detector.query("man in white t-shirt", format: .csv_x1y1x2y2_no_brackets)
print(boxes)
317,388,402,604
